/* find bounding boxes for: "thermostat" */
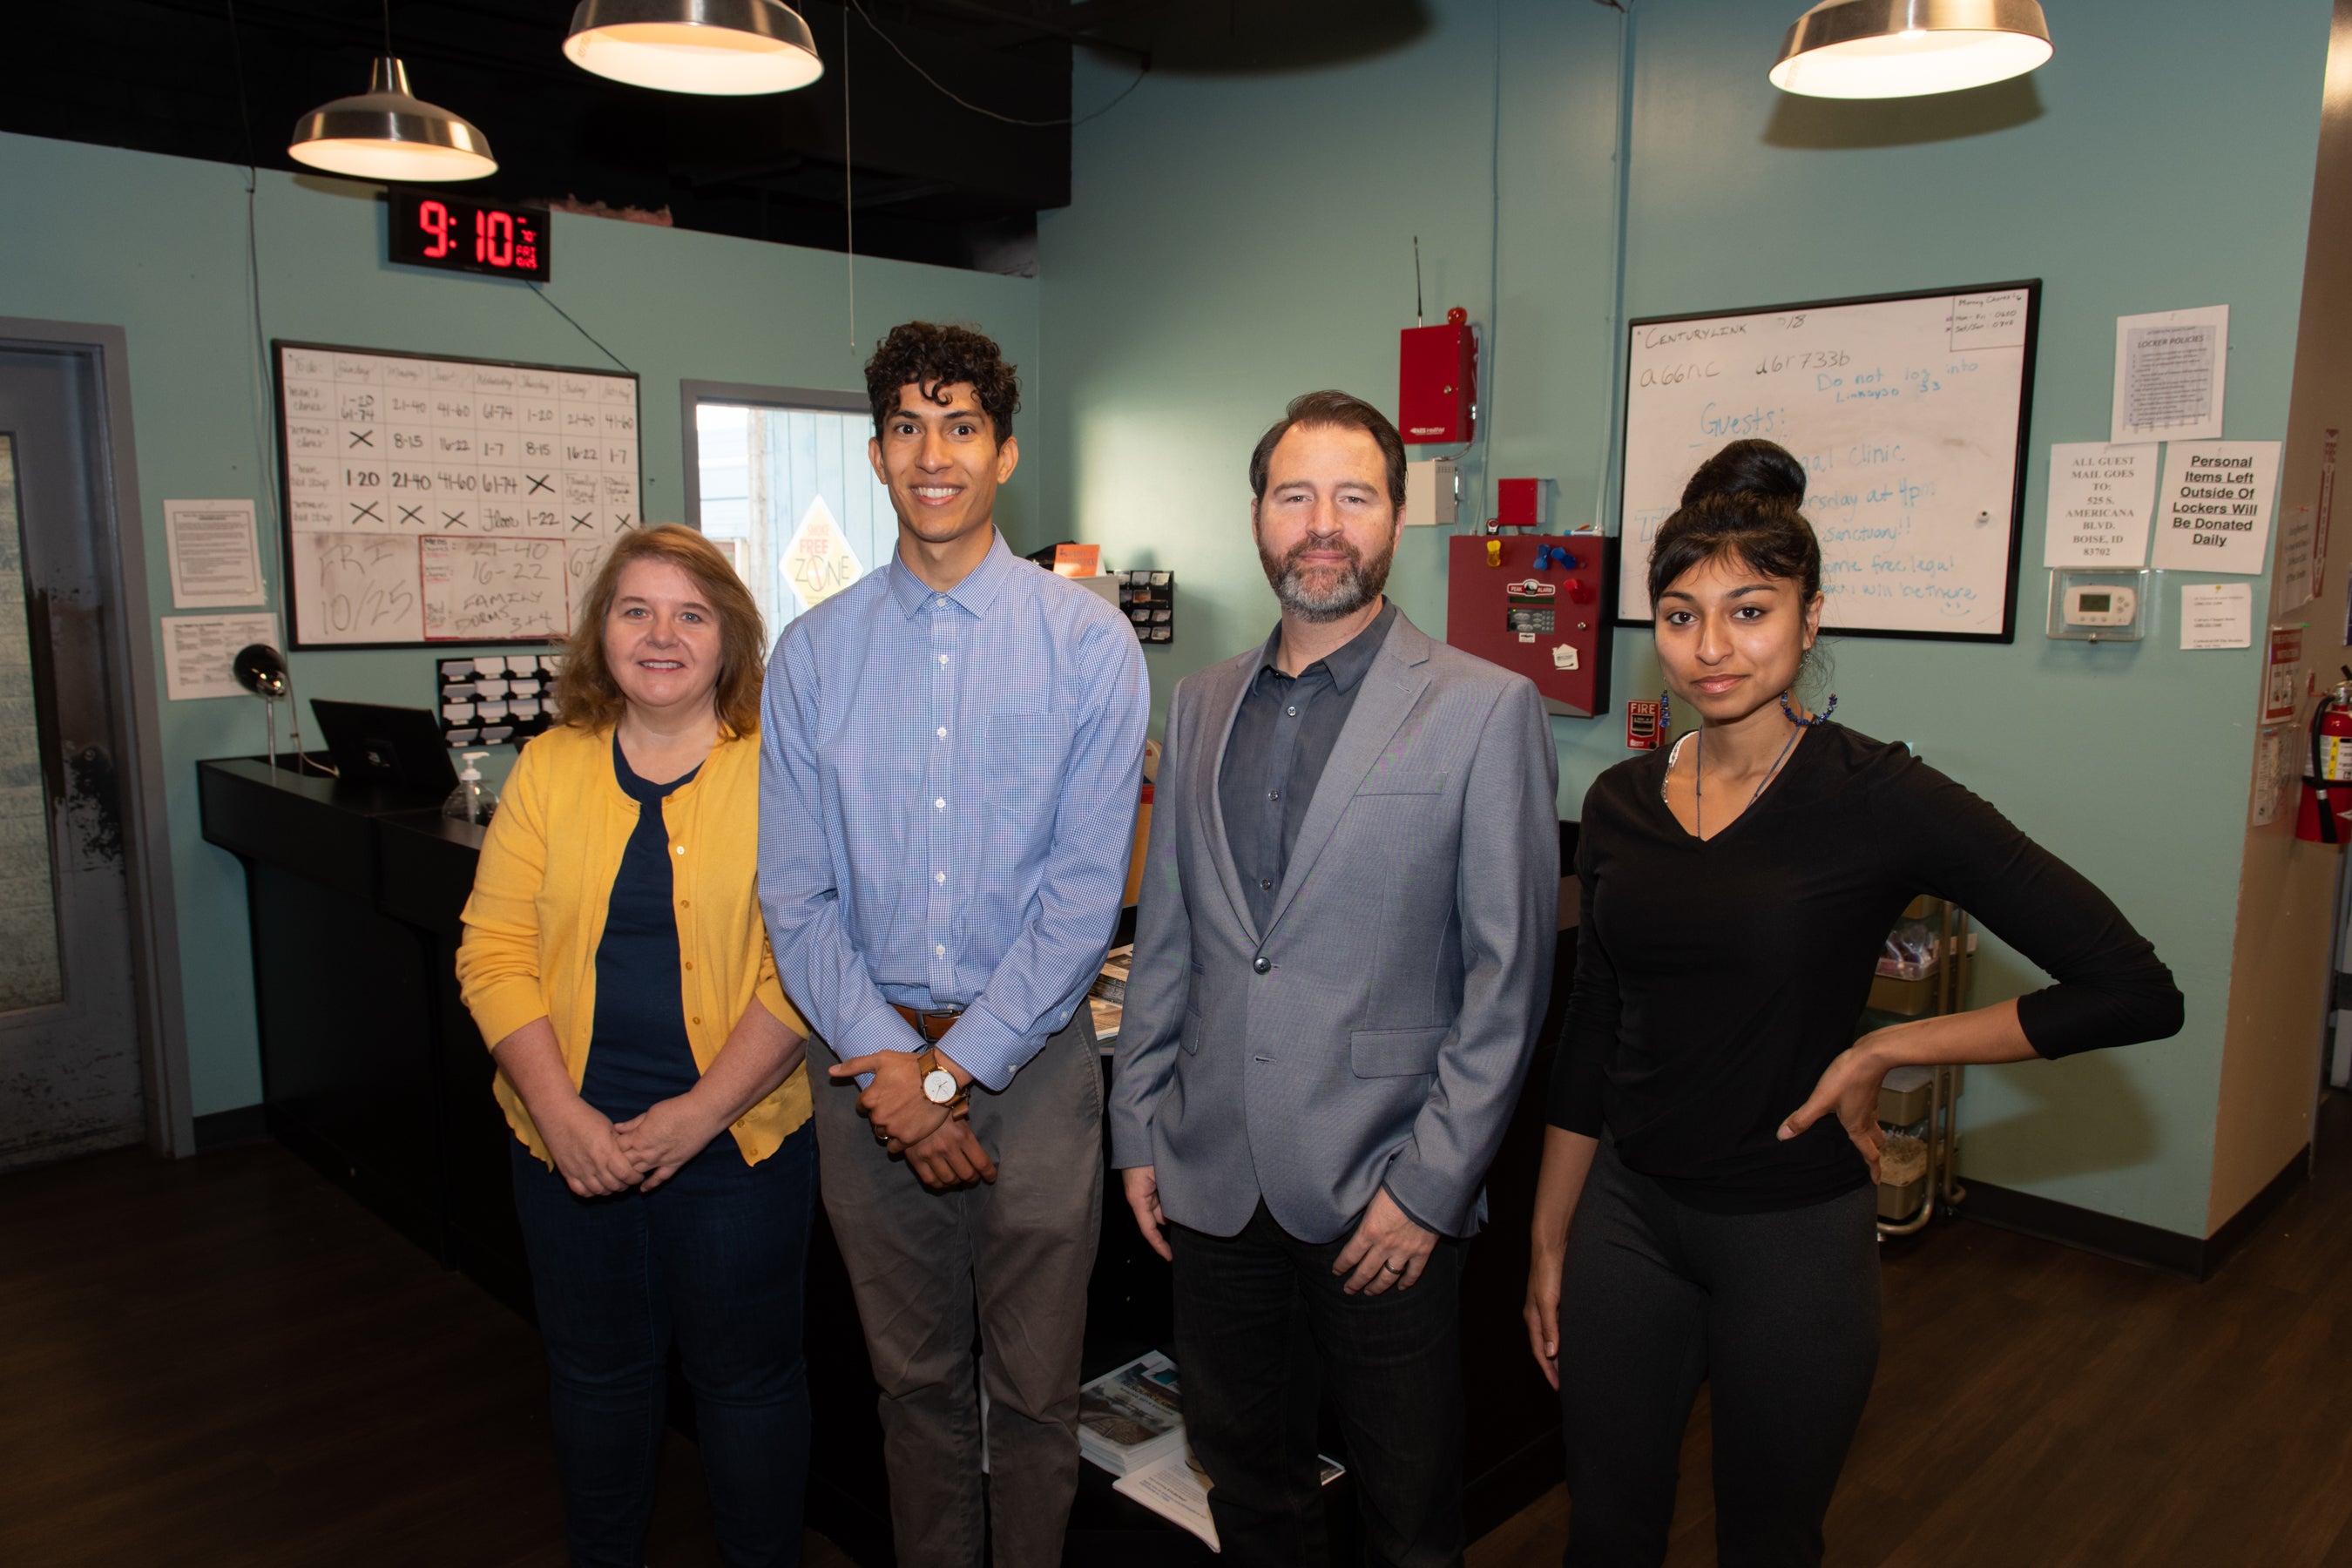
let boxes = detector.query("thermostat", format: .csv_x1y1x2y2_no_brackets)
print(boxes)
2065,584,2134,625
2047,569,2150,643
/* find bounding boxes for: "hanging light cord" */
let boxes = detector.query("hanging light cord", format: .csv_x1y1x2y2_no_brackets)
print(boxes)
841,0,1146,128
382,0,394,56
844,3,856,350
225,0,332,776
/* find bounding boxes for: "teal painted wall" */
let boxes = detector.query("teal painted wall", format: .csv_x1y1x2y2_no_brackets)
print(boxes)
1037,0,2331,1234
1,131,1038,1118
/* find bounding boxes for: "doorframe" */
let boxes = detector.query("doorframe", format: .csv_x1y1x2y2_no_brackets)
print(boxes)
0,317,193,1159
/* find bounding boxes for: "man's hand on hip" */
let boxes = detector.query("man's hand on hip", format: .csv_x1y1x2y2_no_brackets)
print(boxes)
1334,1188,1437,1297
1121,1166,1173,1261
832,1047,950,1146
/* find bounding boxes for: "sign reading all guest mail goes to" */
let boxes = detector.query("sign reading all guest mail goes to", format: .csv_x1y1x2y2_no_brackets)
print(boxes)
2150,441,2281,575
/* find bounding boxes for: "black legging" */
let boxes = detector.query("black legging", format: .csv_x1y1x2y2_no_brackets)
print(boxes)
1556,1140,1881,1567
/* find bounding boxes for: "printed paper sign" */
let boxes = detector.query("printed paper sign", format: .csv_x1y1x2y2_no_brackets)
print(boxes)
2043,443,2159,567
2180,583,2253,650
2150,441,2281,574
164,499,264,608
2112,306,2227,443
162,612,280,700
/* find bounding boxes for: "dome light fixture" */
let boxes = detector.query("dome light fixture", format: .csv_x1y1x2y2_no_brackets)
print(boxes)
1770,0,2053,100
287,56,497,182
564,0,824,96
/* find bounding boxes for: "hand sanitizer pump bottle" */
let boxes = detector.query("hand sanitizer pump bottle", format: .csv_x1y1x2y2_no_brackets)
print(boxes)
443,750,497,825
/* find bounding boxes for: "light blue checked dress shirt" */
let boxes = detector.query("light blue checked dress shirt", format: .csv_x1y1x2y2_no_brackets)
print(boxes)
758,530,1150,1090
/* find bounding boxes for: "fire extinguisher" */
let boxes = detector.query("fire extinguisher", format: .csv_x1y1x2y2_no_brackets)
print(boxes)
2296,673,2352,845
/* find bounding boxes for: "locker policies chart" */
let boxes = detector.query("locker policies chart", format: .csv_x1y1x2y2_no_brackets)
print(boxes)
274,341,641,649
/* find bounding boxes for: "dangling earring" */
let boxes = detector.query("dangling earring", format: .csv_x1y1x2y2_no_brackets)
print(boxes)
1659,689,1672,734
1780,690,1836,727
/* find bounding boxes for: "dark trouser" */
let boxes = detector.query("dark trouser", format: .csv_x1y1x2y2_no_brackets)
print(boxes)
1557,1141,1881,1568
509,1124,817,1568
1170,1200,1468,1568
808,1012,1103,1568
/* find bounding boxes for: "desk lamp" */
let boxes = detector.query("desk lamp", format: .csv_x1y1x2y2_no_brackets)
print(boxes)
233,644,289,782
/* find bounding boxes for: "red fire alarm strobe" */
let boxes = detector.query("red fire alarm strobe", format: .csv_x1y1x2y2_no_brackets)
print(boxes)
1400,307,1477,444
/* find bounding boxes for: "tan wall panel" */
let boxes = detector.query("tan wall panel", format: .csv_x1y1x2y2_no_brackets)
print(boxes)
2210,0,2352,1235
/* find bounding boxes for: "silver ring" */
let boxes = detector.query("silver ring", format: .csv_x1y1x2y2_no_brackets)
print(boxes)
1382,1260,1405,1274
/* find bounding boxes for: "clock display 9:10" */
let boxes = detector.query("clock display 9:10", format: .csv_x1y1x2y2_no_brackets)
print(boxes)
388,192,551,281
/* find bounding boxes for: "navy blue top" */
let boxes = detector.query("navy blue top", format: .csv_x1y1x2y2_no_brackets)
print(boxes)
580,734,705,1126
1218,601,1397,931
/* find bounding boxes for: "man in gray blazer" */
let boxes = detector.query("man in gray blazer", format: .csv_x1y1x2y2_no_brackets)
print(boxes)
1111,390,1558,1568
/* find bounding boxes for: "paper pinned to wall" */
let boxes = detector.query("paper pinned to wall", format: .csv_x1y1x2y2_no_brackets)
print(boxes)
2180,583,2253,650
2043,443,2159,567
164,499,264,608
2253,726,2286,827
2150,441,2281,574
2112,305,2227,443
162,612,279,700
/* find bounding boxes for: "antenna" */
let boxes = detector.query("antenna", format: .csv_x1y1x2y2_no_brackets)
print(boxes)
1413,235,1424,328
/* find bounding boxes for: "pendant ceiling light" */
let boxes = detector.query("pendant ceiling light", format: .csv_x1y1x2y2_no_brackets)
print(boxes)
1770,0,2053,99
287,55,497,181
564,0,824,96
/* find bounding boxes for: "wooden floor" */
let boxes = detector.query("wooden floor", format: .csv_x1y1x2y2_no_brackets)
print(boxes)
4,1098,2351,1566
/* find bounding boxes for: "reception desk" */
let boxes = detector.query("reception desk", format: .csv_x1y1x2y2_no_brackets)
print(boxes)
199,755,1570,1565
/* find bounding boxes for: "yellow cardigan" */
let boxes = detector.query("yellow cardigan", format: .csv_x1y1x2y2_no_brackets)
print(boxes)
455,721,812,1167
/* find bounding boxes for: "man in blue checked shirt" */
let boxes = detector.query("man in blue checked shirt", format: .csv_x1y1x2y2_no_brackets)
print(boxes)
759,320,1148,1568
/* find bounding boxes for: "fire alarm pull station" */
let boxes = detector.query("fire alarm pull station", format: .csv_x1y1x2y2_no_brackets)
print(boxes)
1401,307,1477,444
1446,533,1615,718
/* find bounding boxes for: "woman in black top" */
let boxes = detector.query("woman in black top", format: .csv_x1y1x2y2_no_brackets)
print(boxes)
1522,441,2182,1566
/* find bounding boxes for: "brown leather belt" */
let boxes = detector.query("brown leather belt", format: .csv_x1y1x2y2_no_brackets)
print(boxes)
891,1004,963,1044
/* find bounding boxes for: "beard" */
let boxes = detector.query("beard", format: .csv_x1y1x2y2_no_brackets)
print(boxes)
1259,531,1395,623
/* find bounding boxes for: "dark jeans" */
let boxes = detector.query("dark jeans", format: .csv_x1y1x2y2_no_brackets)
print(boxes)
1170,1200,1467,1568
1556,1141,1881,1568
510,1123,818,1568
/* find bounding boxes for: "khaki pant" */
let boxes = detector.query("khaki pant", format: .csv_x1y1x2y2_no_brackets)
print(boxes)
808,1012,1104,1568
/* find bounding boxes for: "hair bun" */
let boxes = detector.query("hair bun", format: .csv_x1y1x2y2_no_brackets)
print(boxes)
1679,439,1807,509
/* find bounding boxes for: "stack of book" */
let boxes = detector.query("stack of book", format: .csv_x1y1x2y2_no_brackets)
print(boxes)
1089,944,1133,1044
1077,1350,1184,1477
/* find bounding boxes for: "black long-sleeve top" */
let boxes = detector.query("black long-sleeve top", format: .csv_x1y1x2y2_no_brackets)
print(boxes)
1548,723,2184,1213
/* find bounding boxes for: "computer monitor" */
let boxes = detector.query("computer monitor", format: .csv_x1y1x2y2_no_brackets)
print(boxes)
309,700,458,796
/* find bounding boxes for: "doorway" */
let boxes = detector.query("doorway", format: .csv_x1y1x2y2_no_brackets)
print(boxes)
0,330,186,1168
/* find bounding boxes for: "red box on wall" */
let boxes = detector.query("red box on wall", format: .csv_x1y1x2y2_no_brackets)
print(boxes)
1400,308,1477,444
1444,533,1614,719
1496,478,1547,530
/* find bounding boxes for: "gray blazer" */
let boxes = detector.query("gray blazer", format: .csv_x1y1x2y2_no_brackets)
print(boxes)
1109,609,1559,1243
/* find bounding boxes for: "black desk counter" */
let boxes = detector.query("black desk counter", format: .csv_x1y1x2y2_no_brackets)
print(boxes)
199,756,1569,1564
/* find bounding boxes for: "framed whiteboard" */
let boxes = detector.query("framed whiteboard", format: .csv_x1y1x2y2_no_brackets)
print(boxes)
274,341,641,650
1616,281,2039,642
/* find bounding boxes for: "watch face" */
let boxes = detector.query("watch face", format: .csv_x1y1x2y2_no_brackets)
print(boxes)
923,1069,958,1105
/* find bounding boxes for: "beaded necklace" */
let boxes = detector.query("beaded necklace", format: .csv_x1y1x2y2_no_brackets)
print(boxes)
1666,720,1803,839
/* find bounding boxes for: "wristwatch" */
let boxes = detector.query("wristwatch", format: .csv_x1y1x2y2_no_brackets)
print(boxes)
916,1048,972,1119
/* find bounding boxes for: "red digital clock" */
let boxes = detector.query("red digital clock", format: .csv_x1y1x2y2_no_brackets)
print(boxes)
389,191,551,280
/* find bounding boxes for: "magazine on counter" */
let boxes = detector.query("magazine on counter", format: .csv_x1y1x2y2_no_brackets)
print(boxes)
1078,1350,1185,1475
1111,1446,1348,1553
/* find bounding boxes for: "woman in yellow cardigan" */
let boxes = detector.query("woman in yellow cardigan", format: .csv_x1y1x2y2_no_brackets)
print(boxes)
457,524,814,1568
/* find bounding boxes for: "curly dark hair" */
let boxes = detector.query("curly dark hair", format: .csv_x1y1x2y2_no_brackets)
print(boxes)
863,321,1020,444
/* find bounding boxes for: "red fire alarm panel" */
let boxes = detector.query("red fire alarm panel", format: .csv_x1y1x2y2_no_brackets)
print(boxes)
1400,307,1477,444
1445,533,1614,719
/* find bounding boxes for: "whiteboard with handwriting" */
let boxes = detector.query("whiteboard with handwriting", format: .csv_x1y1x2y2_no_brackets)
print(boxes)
1617,282,2038,641
274,342,639,648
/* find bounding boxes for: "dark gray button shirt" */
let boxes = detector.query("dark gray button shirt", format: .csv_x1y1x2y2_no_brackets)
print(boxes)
1219,601,1398,932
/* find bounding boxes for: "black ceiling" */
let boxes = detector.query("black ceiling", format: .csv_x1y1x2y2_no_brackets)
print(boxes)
0,1,1173,273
